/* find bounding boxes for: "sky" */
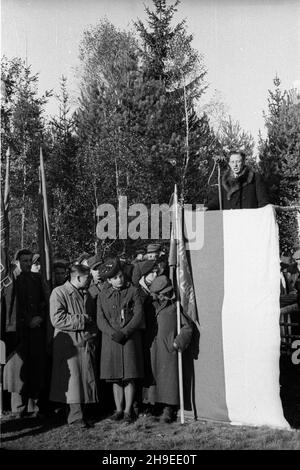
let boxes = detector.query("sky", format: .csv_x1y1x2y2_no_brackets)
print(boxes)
1,0,300,148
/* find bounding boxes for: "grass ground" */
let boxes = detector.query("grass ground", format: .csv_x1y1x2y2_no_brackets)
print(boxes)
1,410,299,451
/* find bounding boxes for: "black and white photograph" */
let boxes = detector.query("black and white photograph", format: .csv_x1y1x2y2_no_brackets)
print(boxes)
1,0,300,455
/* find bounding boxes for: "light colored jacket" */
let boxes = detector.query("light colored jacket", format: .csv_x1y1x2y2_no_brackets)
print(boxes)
49,281,98,404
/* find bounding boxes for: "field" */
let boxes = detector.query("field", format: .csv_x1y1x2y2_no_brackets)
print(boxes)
1,409,299,452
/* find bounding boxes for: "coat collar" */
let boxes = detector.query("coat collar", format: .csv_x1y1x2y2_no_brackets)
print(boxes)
64,280,81,296
139,276,150,294
222,166,254,200
102,281,131,298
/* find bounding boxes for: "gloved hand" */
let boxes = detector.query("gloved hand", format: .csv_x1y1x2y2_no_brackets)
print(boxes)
111,330,127,344
29,316,43,328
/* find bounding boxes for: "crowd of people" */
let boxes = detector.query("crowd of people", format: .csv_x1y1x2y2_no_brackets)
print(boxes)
2,243,193,428
1,149,299,430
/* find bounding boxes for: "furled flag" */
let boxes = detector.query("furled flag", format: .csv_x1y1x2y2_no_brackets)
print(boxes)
168,185,198,323
0,147,12,292
38,147,52,297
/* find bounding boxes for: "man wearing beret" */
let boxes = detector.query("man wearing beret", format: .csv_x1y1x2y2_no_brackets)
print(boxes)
148,275,193,423
96,258,144,423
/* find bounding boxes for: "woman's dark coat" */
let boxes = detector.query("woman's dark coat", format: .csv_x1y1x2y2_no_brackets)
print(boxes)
144,297,193,406
208,166,269,210
97,282,144,380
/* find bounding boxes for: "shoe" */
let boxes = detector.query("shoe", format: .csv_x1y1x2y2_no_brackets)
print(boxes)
110,411,124,421
68,418,94,429
32,411,47,420
15,410,28,419
161,406,173,424
123,412,134,424
132,403,140,419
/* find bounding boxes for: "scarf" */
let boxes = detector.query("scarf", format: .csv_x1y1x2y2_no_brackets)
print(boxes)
222,166,254,200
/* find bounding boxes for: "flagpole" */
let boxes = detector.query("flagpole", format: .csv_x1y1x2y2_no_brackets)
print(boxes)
39,146,52,296
174,184,185,425
4,147,10,210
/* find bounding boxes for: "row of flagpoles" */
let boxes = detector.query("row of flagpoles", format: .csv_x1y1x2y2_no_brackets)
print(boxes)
1,146,52,416
0,146,52,294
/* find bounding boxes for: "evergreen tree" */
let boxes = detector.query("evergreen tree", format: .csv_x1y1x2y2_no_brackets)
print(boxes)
1,56,52,255
259,77,300,253
135,0,216,202
47,76,79,259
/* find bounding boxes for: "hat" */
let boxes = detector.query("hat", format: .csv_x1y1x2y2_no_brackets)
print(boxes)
75,252,92,265
147,243,161,254
150,275,173,295
140,260,158,277
98,257,121,280
280,255,290,268
136,248,146,255
292,249,300,261
32,254,40,264
87,254,103,270
53,258,69,268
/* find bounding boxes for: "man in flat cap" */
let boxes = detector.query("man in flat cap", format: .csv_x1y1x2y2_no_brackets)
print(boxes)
131,244,162,287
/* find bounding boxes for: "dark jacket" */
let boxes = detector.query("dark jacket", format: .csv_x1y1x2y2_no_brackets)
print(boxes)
144,298,193,406
3,272,47,396
208,166,269,210
97,282,144,380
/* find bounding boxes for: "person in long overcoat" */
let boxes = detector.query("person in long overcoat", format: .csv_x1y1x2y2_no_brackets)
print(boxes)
148,275,193,423
207,150,269,210
134,260,160,415
49,263,98,427
3,249,47,417
97,258,144,423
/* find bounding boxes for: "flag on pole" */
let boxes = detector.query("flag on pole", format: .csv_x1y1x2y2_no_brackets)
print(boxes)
38,147,52,297
168,185,198,324
0,193,12,292
0,147,12,292
186,205,290,428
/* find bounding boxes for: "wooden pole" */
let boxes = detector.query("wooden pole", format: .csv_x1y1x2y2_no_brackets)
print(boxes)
174,185,185,425
217,163,222,210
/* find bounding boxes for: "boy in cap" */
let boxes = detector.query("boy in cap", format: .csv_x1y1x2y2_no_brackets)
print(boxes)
147,275,193,423
97,258,144,423
131,244,161,287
